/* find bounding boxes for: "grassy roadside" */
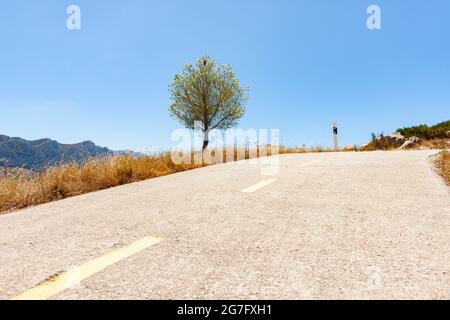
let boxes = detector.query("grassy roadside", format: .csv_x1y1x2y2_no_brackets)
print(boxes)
0,153,198,214
2,146,336,214
2,144,446,215
434,150,450,186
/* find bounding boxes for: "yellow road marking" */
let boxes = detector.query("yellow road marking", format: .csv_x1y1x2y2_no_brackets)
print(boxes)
11,236,163,300
301,159,322,167
241,178,277,193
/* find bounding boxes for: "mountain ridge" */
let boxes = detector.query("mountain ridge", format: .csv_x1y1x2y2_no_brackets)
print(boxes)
0,135,118,171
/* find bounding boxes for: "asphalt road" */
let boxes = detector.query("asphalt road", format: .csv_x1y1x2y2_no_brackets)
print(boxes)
0,150,449,300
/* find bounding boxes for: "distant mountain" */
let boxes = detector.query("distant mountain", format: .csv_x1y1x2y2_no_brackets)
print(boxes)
0,135,117,171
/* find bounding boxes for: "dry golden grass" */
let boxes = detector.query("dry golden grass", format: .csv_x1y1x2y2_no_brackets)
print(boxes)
417,139,450,150
434,150,450,186
0,145,353,214
4,142,447,214
279,145,342,153
363,136,450,151
0,153,202,214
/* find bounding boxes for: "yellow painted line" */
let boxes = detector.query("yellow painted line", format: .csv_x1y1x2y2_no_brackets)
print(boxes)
241,178,277,193
300,159,322,167
11,236,163,300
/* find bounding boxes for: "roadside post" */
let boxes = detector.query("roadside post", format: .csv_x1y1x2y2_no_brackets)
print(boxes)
333,122,339,151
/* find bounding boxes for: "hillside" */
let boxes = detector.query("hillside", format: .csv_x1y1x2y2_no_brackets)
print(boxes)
397,120,450,139
0,135,112,171
363,120,450,151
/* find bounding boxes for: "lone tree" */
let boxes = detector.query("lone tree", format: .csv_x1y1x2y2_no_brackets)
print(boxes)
169,56,248,150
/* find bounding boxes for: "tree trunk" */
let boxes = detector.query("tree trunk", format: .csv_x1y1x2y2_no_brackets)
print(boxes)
202,130,209,150
202,139,209,150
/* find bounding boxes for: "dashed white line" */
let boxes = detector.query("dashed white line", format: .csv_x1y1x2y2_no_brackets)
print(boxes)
241,179,277,193
300,159,322,167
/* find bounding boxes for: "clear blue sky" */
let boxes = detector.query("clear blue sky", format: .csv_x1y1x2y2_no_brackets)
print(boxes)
0,0,449,152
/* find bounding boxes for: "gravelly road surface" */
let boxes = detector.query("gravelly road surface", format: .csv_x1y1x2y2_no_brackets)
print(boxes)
0,150,449,300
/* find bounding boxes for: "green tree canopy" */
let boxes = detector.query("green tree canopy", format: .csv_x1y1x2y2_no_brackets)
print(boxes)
169,56,248,149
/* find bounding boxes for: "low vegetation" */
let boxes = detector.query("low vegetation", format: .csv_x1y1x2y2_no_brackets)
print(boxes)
1,123,448,214
397,120,450,140
434,150,450,186
1,145,325,214
363,120,450,151
0,153,200,213
363,133,404,151
363,134,449,151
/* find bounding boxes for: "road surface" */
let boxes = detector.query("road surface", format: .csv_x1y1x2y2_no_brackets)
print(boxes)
0,150,449,299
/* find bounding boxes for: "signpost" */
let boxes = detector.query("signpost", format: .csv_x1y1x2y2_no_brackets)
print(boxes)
333,122,339,151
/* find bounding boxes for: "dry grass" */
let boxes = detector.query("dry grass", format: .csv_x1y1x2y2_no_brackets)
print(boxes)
279,145,345,153
417,139,450,150
0,144,370,214
434,150,450,186
3,142,446,214
363,134,450,151
0,153,202,214
0,146,303,214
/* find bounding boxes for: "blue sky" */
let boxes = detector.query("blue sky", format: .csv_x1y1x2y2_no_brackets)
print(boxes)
0,0,449,151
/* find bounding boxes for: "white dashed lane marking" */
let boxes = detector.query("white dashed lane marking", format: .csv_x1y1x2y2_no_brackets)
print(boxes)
241,179,277,193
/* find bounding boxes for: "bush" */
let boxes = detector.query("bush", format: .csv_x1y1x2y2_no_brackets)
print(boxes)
397,120,450,139
363,133,404,151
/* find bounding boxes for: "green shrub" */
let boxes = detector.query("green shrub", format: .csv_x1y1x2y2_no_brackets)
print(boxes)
363,133,404,151
397,121,450,139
